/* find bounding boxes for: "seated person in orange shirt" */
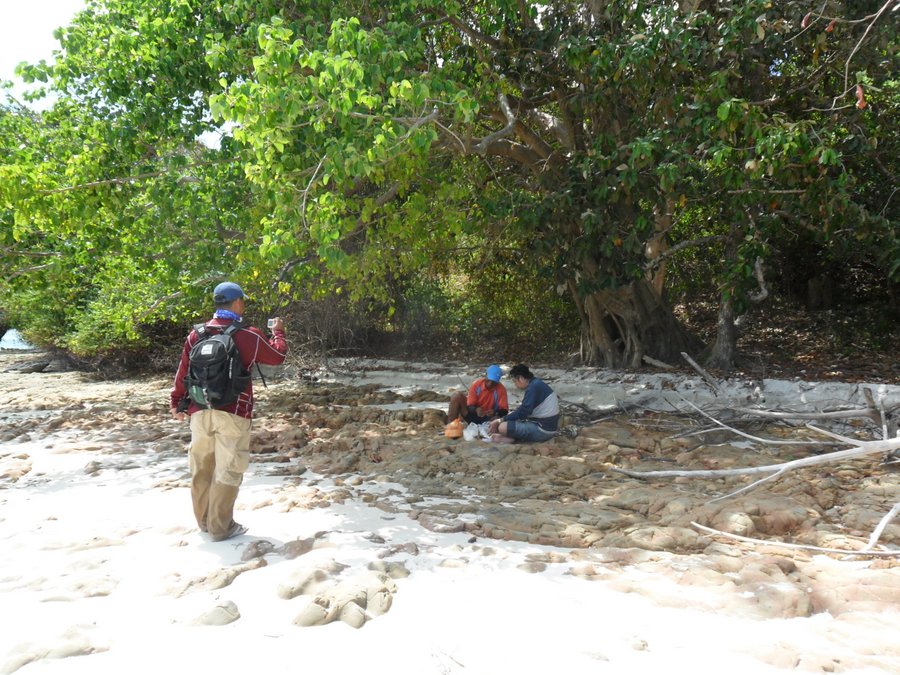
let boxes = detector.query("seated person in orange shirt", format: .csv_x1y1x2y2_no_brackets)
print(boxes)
447,365,509,424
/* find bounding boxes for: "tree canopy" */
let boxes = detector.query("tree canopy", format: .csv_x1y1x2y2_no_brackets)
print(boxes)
1,0,897,368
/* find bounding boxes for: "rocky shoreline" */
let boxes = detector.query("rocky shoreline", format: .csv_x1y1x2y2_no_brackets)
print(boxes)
2,351,899,672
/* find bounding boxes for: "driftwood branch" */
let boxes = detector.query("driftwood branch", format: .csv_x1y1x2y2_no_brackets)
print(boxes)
680,352,721,394
862,502,900,552
642,355,674,370
613,427,900,502
732,406,877,421
559,399,625,426
612,382,900,555
675,396,832,446
613,433,899,479
691,521,900,557
732,386,897,436
863,386,897,438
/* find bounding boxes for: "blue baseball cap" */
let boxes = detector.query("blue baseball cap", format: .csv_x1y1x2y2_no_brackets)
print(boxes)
213,282,246,303
486,365,502,382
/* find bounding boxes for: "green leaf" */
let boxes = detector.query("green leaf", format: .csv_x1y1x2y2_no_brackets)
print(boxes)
717,101,731,122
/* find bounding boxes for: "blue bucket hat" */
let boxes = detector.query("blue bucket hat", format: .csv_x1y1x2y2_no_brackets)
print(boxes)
486,364,502,382
213,282,246,303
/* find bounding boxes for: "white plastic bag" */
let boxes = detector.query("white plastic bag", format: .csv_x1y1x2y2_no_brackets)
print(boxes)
478,422,492,440
463,422,480,441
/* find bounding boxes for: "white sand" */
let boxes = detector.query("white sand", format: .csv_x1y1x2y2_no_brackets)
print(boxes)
1,357,898,674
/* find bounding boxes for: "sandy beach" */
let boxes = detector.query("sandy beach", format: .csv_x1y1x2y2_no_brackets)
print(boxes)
1,351,898,674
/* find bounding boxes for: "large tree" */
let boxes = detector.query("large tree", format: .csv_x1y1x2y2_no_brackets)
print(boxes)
207,0,898,367
2,0,897,366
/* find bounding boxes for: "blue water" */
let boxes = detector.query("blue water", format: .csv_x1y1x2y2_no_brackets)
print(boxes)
0,329,35,350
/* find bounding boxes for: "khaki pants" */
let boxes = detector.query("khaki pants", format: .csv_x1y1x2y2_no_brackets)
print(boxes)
189,409,252,539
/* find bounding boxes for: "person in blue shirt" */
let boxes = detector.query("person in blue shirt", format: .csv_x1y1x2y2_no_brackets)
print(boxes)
487,364,559,443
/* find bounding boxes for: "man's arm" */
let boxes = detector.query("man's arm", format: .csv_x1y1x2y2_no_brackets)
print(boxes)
504,383,537,422
496,386,509,415
242,327,288,366
170,334,194,419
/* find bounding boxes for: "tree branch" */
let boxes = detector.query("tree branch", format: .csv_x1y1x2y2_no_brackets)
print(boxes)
681,352,722,394
475,138,545,171
137,275,219,321
0,246,60,258
475,94,517,155
644,234,727,272
437,10,503,50
692,521,900,557
614,433,900,498
613,405,900,500
747,256,768,303
861,502,900,552
40,159,235,194
277,254,316,283
516,0,535,28
300,155,327,233
3,262,56,280
842,0,895,94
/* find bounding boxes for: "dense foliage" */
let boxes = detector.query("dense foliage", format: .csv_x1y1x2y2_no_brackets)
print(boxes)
1,1,896,369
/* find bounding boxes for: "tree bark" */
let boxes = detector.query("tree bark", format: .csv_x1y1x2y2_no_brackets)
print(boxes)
706,289,736,370
573,278,702,368
706,221,741,371
645,198,674,299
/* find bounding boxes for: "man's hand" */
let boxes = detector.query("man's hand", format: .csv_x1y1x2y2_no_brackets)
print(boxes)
172,409,187,422
488,418,502,435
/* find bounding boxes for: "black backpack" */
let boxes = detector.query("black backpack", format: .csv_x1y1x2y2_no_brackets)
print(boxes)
184,322,252,409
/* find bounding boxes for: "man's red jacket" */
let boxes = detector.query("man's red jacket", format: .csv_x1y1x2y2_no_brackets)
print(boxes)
170,319,288,419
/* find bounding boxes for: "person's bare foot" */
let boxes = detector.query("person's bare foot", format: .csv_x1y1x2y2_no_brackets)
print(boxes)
490,433,515,444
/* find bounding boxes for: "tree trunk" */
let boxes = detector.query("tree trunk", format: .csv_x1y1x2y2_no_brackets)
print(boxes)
706,290,736,370
705,221,742,371
572,278,702,368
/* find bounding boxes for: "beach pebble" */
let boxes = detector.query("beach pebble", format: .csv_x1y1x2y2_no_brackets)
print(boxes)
193,600,241,626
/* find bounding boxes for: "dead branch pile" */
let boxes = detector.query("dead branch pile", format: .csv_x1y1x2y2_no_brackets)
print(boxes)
610,383,900,557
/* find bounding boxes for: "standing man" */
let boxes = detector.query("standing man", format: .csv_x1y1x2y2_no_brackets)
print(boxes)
170,282,287,541
487,364,558,443
447,364,509,424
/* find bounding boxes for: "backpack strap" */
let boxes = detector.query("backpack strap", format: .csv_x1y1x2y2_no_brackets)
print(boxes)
195,320,243,336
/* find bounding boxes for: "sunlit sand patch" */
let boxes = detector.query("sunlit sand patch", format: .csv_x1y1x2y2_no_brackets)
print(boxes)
2,624,109,674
